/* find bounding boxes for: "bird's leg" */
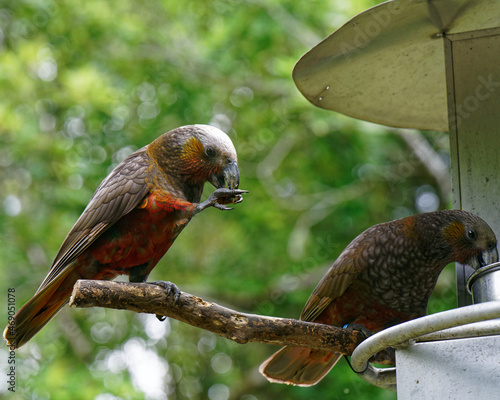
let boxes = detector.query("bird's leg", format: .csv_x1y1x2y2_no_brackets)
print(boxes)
194,188,248,213
128,263,150,284
128,266,176,322
149,281,182,322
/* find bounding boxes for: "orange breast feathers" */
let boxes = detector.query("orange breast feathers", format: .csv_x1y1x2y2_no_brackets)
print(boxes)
139,190,197,214
88,191,195,268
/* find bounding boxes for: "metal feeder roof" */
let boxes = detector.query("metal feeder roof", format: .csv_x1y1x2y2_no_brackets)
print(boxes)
293,0,500,132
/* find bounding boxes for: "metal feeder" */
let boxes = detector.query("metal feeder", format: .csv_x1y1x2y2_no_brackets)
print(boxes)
467,261,500,303
292,0,500,397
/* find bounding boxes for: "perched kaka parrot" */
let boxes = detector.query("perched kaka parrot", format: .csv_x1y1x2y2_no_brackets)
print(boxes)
4,124,246,349
260,210,498,386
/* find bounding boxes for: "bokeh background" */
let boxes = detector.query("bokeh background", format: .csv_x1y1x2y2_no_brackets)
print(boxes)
1,1,456,399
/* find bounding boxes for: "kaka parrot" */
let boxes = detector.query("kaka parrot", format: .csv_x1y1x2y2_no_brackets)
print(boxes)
260,210,498,386
4,124,246,349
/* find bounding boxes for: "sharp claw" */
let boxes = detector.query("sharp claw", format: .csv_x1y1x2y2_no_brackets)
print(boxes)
150,280,181,309
213,189,247,206
214,188,248,198
214,204,234,210
195,188,248,213
156,314,167,322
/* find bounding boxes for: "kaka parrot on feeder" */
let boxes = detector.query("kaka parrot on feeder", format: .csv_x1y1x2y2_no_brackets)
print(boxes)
4,124,247,349
260,210,498,386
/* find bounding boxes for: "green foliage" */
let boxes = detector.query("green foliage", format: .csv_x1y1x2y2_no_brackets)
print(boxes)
0,0,453,399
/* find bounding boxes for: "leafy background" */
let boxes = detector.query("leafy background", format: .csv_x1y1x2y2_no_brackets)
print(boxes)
0,1,455,399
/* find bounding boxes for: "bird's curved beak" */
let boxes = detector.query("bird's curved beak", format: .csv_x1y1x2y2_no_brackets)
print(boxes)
467,246,499,269
210,159,240,190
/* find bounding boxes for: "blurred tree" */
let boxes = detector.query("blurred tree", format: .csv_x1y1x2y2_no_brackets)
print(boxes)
0,0,452,399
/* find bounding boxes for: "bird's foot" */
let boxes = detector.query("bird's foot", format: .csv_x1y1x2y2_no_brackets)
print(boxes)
343,323,373,340
196,188,248,212
343,323,396,365
150,280,181,322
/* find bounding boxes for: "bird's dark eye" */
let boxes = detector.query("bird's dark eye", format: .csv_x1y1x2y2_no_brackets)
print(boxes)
205,146,216,158
467,229,477,240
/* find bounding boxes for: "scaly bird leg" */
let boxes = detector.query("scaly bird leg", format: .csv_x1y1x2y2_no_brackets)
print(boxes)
194,188,248,213
150,281,182,321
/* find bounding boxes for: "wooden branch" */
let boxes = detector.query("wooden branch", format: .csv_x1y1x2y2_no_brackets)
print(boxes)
69,280,391,362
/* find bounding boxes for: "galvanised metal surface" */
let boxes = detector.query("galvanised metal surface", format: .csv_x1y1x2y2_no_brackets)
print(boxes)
350,301,500,390
292,0,500,131
396,336,500,399
445,29,500,306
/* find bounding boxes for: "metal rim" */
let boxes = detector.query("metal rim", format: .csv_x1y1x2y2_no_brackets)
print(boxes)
466,261,500,295
350,301,500,389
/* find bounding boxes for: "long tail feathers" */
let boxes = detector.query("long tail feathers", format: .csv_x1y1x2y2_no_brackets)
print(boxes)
259,346,342,386
4,267,75,349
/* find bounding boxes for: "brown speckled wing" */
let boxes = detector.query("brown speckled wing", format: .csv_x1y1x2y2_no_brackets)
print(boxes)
36,147,151,294
299,227,378,322
299,256,359,322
